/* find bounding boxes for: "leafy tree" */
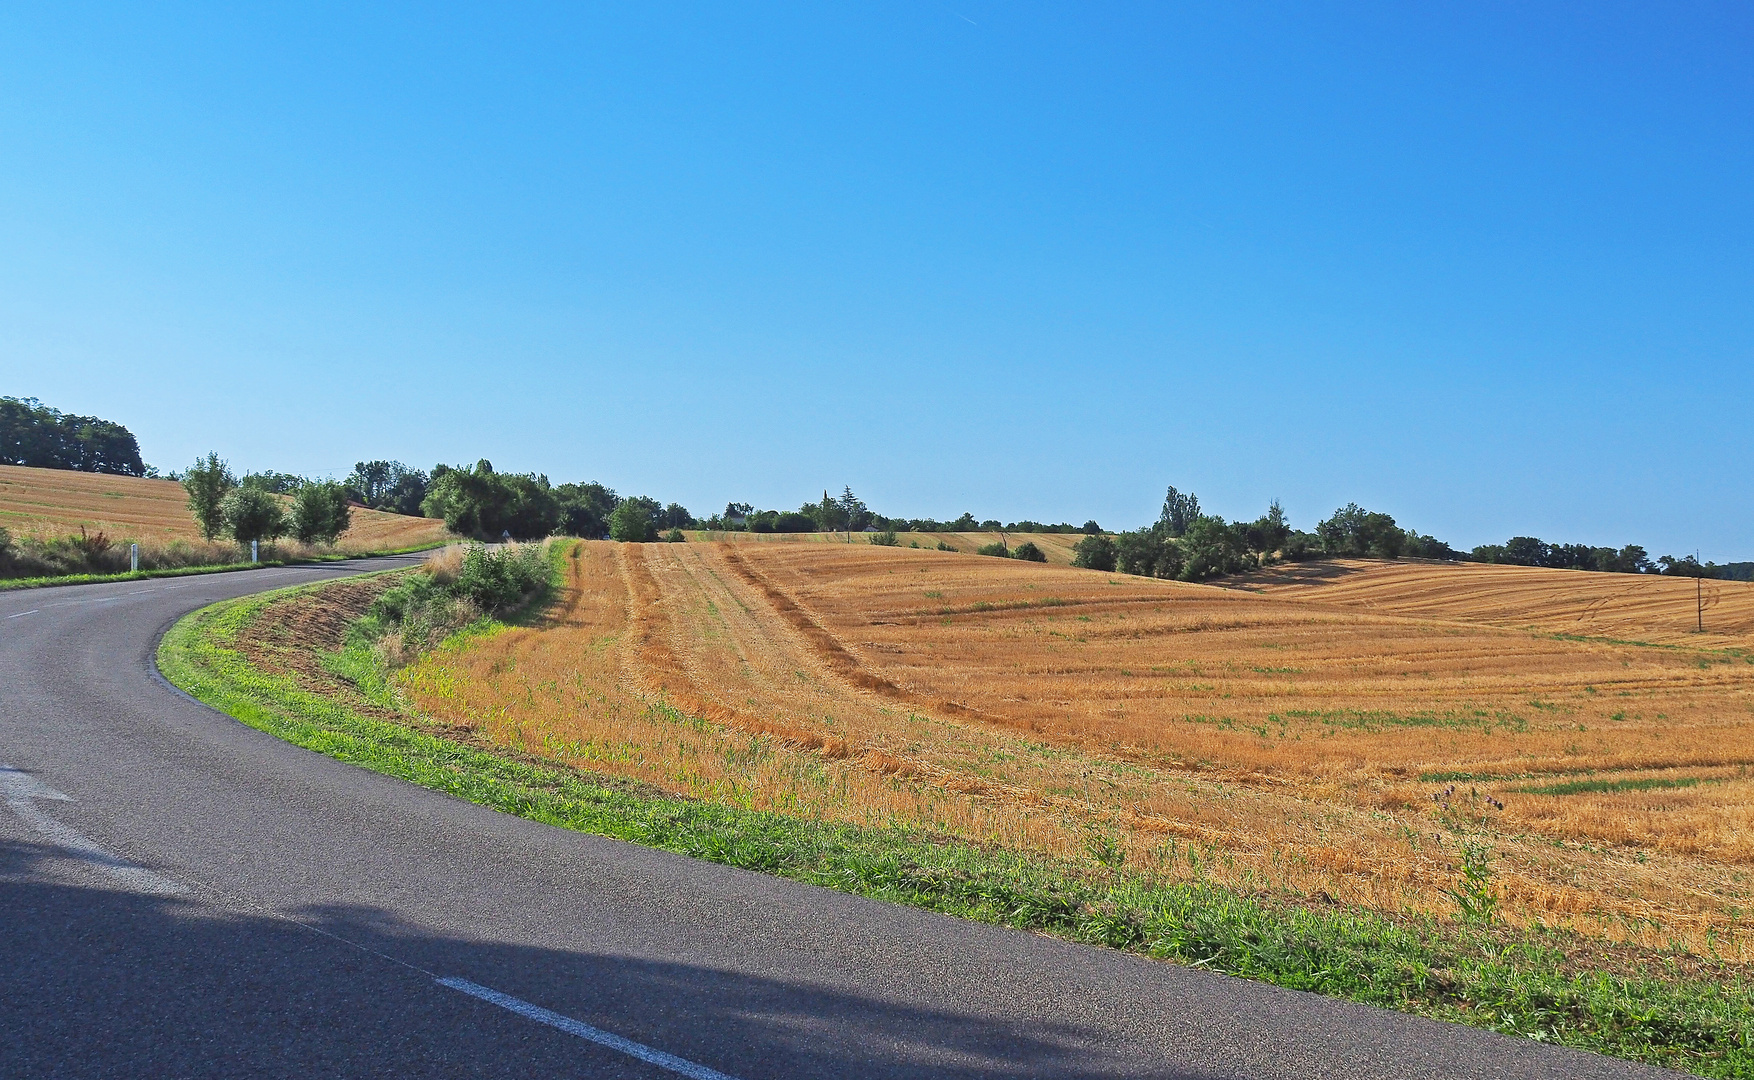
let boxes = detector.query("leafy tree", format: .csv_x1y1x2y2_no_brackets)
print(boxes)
664,528,686,543
1658,554,1718,578
659,502,695,529
556,481,618,539
976,542,1010,558
1179,515,1253,580
609,496,662,542
950,512,979,531
1072,534,1118,572
290,481,352,545
421,460,559,540
774,511,815,533
1115,530,1180,578
1159,486,1202,537
182,452,236,541
837,486,871,532
1317,504,1406,558
0,396,146,476
348,461,429,515
1081,520,1103,535
220,486,286,545
1241,501,1291,556
240,470,306,495
1012,541,1047,562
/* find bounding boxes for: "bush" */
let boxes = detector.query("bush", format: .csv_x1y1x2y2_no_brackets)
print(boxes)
868,530,899,546
454,543,549,613
291,481,352,545
609,498,660,542
1071,534,1117,572
773,511,815,533
976,542,1010,558
1012,541,1047,562
220,487,286,546
664,528,686,543
936,541,958,552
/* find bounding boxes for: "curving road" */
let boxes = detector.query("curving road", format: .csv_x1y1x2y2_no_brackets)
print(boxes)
0,559,1673,1079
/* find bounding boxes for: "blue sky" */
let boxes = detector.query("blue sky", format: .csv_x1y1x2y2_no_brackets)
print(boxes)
2,3,1749,557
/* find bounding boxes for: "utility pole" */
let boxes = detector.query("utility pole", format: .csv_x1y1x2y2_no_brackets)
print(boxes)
1697,549,1704,633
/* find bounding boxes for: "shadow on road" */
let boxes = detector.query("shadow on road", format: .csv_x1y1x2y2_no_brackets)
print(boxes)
0,838,1213,1079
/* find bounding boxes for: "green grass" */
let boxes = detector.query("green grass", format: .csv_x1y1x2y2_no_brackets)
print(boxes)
1516,776,1705,797
157,579,1753,1078
0,541,449,591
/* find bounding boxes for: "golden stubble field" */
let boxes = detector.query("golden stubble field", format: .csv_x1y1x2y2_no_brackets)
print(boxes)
0,463,452,552
685,529,1090,564
398,541,1754,954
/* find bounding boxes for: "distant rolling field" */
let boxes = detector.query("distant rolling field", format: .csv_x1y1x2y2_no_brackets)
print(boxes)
685,528,1090,564
0,464,452,553
397,539,1754,957
1227,557,1754,649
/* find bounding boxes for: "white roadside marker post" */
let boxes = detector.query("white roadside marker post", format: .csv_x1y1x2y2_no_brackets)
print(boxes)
251,539,259,564
130,543,139,573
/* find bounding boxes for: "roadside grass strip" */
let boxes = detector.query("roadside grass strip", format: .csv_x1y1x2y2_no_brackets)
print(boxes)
158,582,1754,1078
0,542,449,592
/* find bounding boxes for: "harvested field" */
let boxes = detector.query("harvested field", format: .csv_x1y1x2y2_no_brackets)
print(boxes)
398,540,1754,955
1228,557,1754,649
0,463,451,554
686,529,1089,565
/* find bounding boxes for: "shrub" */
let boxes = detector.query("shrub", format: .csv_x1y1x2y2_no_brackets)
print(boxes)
936,541,958,552
291,481,352,545
868,530,899,546
454,543,549,613
1012,541,1047,562
773,511,815,533
1071,534,1117,572
976,542,1010,558
220,487,286,545
664,528,686,543
609,498,660,542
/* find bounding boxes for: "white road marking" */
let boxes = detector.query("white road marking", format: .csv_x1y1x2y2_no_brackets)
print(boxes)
0,766,186,896
5,610,38,619
437,977,741,1080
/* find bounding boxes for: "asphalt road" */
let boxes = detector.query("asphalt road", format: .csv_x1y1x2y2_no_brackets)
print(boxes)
0,558,1677,1079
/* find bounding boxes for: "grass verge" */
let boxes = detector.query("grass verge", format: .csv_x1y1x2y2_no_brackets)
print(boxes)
157,576,1751,1078
0,541,449,591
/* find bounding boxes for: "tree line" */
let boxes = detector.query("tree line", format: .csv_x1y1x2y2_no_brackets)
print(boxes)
708,487,1098,536
0,396,147,477
1071,486,1735,583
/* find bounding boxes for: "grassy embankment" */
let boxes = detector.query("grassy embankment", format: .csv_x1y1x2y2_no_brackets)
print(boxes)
158,545,1752,1078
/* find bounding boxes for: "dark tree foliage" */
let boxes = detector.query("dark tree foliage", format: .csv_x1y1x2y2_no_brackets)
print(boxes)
1316,504,1407,558
1082,520,1103,535
240,471,306,495
1471,537,1655,574
1072,533,1118,572
1178,516,1254,580
422,460,560,540
347,461,429,515
556,481,619,539
1158,486,1202,537
220,487,286,545
291,481,352,545
609,496,663,542
0,397,147,476
773,511,815,533
1012,540,1047,563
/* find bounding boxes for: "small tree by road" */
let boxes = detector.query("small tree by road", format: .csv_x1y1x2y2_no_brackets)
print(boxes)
221,487,286,547
291,481,353,545
183,452,235,540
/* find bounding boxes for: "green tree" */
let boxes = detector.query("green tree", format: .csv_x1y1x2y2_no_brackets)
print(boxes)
291,481,353,545
220,486,286,545
1012,540,1047,562
609,496,661,542
182,452,236,541
1159,486,1202,537
1072,534,1118,572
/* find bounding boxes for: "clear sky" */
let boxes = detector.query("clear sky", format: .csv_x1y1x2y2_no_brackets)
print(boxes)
2,3,1749,558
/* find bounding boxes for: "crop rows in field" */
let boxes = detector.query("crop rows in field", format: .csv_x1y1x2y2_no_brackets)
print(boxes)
399,540,1754,954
